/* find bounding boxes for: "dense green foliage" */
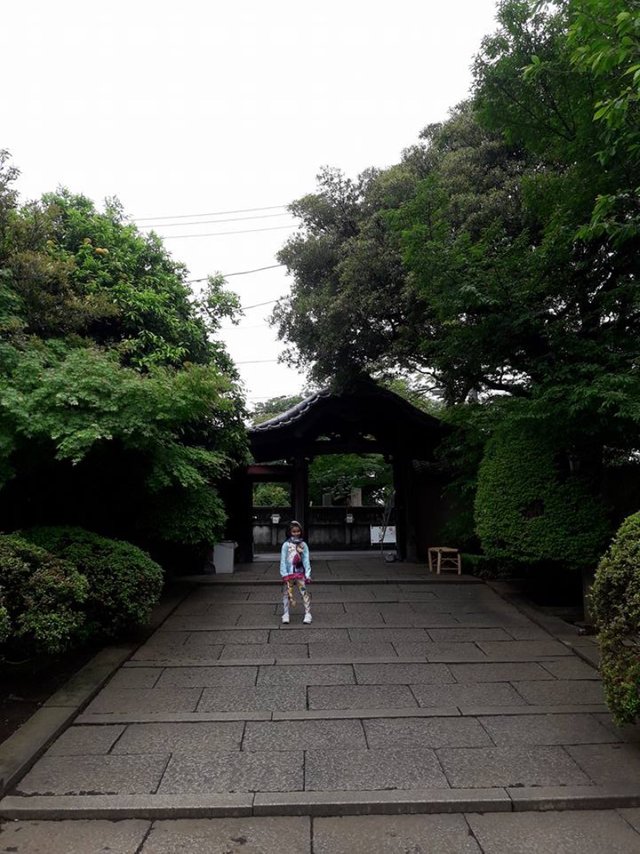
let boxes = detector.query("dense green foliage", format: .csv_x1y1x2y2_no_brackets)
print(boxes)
0,602,9,645
590,512,640,724
273,0,640,566
253,483,291,506
475,418,610,568
24,527,163,636
0,534,88,655
308,454,392,505
0,157,248,559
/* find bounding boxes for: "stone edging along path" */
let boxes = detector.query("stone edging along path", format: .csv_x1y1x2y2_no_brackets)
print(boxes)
2,564,640,821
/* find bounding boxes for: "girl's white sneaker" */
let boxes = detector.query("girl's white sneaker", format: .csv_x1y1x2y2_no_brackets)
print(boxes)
303,612,312,624
281,613,290,624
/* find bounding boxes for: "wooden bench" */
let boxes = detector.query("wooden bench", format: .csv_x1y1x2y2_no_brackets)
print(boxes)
428,546,461,575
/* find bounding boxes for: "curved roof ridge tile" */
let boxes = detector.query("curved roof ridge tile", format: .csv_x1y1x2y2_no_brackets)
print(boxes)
251,389,332,432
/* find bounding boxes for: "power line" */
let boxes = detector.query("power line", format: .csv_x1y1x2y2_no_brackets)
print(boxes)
160,224,295,240
236,358,279,365
242,299,278,310
186,264,284,284
141,212,290,229
134,204,287,222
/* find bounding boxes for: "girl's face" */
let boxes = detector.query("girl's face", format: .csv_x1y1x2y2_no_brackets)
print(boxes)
291,526,301,538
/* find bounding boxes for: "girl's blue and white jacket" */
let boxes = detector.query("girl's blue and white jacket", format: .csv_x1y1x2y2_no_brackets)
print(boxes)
280,538,312,580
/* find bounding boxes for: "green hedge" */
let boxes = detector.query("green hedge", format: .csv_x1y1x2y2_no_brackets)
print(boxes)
24,527,164,637
0,534,88,655
590,512,640,725
475,422,610,569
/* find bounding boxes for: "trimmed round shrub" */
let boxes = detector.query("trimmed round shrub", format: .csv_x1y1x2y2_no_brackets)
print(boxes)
0,534,88,655
475,421,610,569
24,527,164,637
590,512,640,725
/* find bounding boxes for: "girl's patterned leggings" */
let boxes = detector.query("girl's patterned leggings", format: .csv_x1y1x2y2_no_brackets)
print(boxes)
282,578,311,614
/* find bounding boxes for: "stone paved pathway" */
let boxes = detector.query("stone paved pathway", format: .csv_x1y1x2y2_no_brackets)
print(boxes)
2,556,640,852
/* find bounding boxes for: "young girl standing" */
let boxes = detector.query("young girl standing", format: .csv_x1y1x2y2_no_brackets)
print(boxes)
280,520,312,624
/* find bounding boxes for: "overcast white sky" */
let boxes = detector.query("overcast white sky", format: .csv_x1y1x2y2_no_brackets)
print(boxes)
3,0,498,406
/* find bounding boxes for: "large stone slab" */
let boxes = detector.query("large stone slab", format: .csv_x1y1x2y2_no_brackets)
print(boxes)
512,680,605,705
279,613,386,626
567,743,640,784
448,663,553,682
0,819,151,853
269,628,350,644
157,751,303,793
313,814,482,853
354,663,454,685
427,628,512,642
342,603,386,617
467,810,640,854
540,658,600,680
348,628,430,643
106,668,163,690
257,665,355,686
243,719,366,751
15,754,169,795
155,666,258,688
619,808,640,833
219,644,307,660
46,725,125,756
185,630,269,645
141,817,311,853
503,624,552,640
133,644,224,662
593,714,640,744
395,643,487,662
86,688,203,715
305,748,449,791
163,615,241,630
437,746,591,787
411,682,526,709
477,640,572,660
308,643,397,659
479,714,620,746
364,717,492,749
111,722,244,754
308,685,418,710
198,685,306,712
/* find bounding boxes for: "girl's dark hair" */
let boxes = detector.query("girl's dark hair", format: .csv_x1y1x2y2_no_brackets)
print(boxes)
286,520,304,538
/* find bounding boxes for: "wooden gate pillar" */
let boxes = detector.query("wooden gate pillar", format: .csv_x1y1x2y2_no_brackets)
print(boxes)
292,455,309,537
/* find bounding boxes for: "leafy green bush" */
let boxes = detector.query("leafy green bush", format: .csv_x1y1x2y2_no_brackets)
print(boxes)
590,512,640,725
475,422,610,569
141,487,227,546
24,527,163,637
0,534,88,655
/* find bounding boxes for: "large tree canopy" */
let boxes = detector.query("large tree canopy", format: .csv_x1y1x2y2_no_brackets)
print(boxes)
0,155,247,559
272,0,640,568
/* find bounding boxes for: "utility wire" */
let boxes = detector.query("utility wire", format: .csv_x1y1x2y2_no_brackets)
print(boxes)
134,204,287,222
141,212,290,228
236,358,279,365
242,299,278,310
160,224,295,239
186,264,284,284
